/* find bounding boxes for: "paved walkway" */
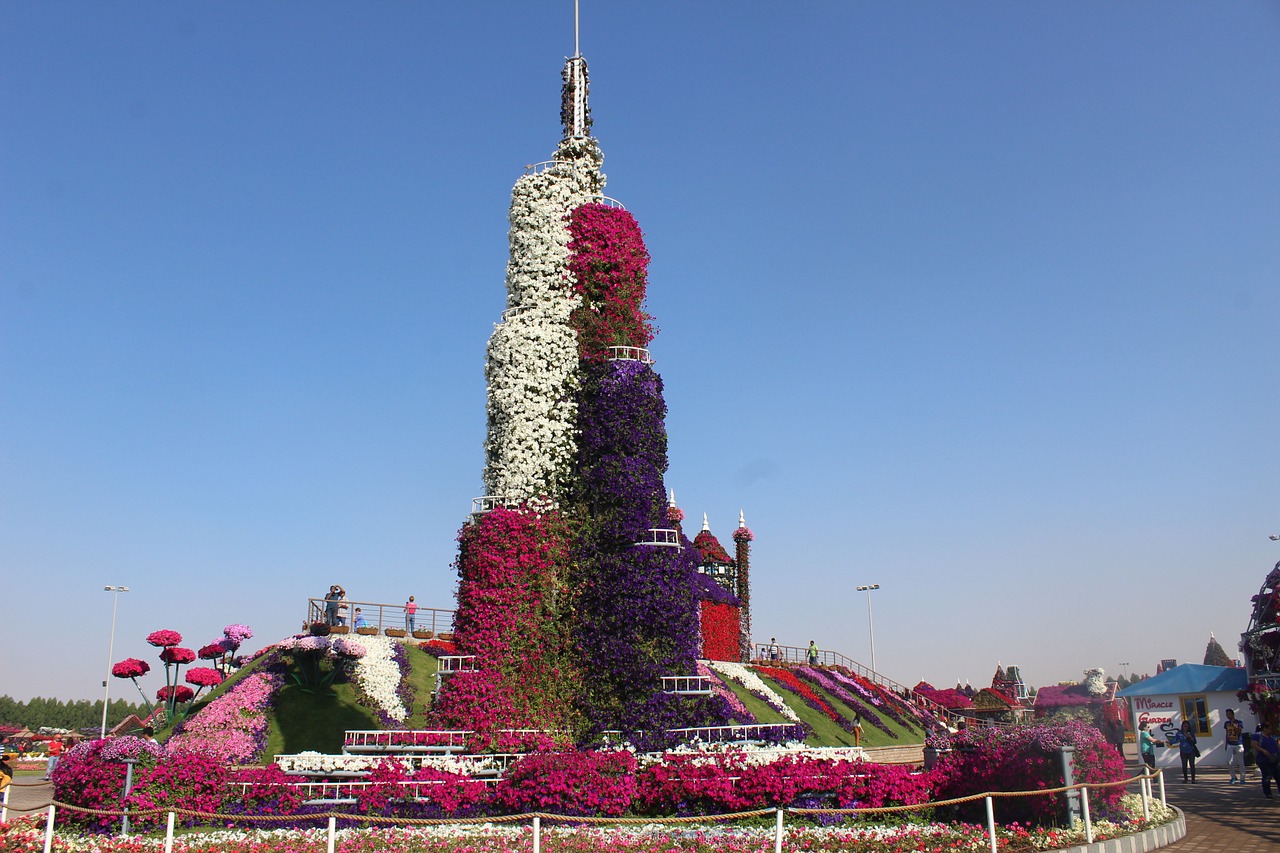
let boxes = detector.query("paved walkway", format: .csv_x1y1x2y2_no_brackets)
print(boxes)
1122,750,1278,853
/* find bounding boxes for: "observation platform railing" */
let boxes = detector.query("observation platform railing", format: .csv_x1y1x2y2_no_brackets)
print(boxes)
305,598,454,636
755,642,965,727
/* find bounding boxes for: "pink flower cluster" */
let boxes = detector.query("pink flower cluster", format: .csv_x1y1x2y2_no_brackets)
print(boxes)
146,629,182,647
167,670,282,764
434,507,582,743
566,203,655,361
493,750,638,816
111,658,150,679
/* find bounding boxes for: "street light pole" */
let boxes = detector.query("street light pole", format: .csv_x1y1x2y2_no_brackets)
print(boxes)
856,584,880,673
100,585,129,738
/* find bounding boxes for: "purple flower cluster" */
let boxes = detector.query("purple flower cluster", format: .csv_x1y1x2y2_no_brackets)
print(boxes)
571,360,730,742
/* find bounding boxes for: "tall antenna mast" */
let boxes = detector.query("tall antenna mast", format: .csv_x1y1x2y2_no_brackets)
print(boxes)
574,0,580,57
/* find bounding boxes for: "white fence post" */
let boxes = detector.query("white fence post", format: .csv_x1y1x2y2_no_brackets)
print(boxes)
774,807,784,853
164,811,175,853
985,797,998,853
1157,769,1166,806
1,784,8,823
1081,787,1093,843
43,804,56,853
533,815,541,853
327,815,336,853
1140,776,1151,820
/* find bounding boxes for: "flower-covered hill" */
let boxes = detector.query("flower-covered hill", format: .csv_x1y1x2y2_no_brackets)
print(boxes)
167,635,924,763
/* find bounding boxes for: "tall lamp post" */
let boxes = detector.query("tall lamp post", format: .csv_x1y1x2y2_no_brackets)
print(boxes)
856,584,880,673
100,585,130,738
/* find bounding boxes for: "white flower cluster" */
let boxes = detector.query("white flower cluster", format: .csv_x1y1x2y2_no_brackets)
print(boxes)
706,661,801,723
639,741,864,768
275,750,508,776
483,140,605,504
350,635,408,722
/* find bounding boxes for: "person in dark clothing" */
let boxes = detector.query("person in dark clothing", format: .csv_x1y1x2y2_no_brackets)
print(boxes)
1169,719,1199,782
1252,722,1279,799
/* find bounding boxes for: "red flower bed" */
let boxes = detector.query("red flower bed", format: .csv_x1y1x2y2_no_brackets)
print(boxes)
700,601,740,662
757,666,840,721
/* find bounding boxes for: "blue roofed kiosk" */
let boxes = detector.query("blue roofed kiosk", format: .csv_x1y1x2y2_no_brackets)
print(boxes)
1117,664,1250,769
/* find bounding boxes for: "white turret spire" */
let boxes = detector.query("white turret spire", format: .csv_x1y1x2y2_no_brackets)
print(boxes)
702,513,710,532
738,509,746,528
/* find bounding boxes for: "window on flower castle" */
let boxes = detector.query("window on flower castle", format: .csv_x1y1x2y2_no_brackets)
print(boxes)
1179,695,1210,736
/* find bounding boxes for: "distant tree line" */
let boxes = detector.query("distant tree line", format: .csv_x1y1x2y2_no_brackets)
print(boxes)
0,695,148,733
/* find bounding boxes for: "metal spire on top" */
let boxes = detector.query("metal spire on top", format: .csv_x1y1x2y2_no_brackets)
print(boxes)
702,513,710,532
738,510,746,528
562,0,590,139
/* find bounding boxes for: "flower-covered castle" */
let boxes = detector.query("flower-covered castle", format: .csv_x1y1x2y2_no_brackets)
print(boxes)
431,53,754,746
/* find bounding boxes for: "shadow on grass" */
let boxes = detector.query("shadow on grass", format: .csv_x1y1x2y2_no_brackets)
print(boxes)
269,680,381,755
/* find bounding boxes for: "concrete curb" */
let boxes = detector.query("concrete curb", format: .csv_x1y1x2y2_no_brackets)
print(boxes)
1052,806,1186,853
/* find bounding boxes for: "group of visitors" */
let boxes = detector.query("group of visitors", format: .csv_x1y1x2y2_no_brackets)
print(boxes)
323,585,349,626
1138,709,1280,797
321,587,421,633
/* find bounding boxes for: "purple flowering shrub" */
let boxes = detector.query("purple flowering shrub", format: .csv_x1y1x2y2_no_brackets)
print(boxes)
934,720,1127,825
570,360,731,742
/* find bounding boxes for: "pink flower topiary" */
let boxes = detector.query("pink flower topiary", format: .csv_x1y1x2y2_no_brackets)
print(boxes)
111,658,150,679
160,646,196,664
198,643,225,660
146,629,182,647
185,667,224,688
157,685,195,703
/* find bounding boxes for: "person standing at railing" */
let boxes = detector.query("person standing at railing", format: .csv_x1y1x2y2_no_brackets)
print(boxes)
405,595,417,633
324,586,341,625
807,640,819,666
335,587,349,627
768,638,780,662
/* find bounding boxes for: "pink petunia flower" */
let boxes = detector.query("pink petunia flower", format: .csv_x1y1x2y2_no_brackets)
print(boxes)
185,667,224,688
146,629,183,647
157,685,195,703
111,658,151,679
160,646,197,664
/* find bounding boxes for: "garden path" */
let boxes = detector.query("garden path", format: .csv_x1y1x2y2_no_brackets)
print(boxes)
1123,748,1279,853
3,778,51,817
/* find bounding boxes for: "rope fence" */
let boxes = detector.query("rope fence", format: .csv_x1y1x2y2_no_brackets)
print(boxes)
16,769,1168,853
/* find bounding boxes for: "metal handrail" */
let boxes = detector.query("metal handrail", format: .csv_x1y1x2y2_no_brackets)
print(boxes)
306,598,454,635
754,642,960,725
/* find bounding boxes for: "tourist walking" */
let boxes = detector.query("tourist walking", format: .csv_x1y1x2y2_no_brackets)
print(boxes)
1224,708,1246,784
807,640,819,666
1170,719,1199,782
45,736,64,778
768,638,780,662
405,595,418,632
852,711,863,747
1252,723,1279,799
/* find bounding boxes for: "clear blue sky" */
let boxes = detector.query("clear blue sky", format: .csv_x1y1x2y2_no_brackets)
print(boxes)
3,2,1279,703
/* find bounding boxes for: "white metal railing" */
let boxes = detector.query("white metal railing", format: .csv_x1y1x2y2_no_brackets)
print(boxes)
438,655,478,674
667,724,805,743
588,195,627,210
523,160,581,176
471,496,520,515
634,528,680,548
342,730,471,754
662,675,712,695
607,345,653,363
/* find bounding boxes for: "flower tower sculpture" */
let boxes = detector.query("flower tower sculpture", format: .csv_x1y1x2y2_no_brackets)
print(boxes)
733,511,754,663
437,52,732,745
1239,561,1280,726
